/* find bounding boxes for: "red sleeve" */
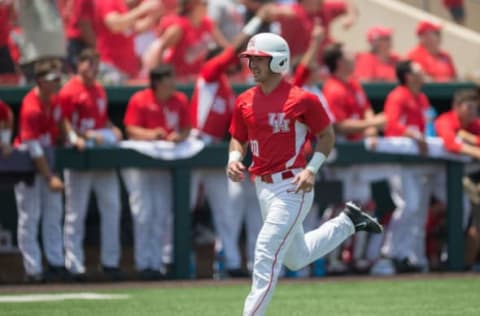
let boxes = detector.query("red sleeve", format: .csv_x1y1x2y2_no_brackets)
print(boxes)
292,64,311,87
19,105,41,142
434,114,462,153
177,93,191,129
300,92,331,134
124,93,144,127
354,53,375,81
229,97,248,142
80,0,94,20
201,46,238,82
323,85,348,121
384,92,407,136
97,0,119,20
322,1,347,24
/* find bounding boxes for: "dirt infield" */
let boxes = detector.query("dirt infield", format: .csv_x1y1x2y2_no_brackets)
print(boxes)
1,272,478,294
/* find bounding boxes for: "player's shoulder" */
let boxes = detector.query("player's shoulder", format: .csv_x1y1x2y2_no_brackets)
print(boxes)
236,85,257,102
130,88,150,100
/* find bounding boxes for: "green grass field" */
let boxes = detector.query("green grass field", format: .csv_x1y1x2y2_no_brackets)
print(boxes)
1,276,479,315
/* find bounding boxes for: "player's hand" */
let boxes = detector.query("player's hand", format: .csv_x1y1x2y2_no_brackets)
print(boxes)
112,126,123,141
341,14,356,30
226,161,246,182
311,18,325,43
166,132,185,143
291,169,315,193
256,3,276,21
74,137,87,150
153,127,167,140
415,138,429,156
48,175,64,192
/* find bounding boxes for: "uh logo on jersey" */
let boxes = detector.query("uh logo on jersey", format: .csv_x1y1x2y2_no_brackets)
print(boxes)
268,113,290,133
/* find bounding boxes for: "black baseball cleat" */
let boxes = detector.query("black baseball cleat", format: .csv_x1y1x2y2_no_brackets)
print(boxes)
343,201,383,233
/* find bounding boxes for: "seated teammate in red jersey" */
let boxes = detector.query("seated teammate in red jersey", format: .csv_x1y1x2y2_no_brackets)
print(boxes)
0,99,13,156
434,89,480,270
93,0,163,83
142,0,229,83
255,0,357,66
354,26,401,82
407,20,457,82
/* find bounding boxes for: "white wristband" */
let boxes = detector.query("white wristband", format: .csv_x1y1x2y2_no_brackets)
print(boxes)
0,130,11,144
306,152,326,174
68,130,79,145
242,16,263,36
228,150,243,164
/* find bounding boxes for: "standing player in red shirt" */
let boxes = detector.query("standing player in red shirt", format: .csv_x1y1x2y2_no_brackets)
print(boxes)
0,99,13,156
435,89,480,270
380,60,440,273
227,32,382,316
407,20,457,82
94,0,163,83
354,26,401,82
123,65,191,280
189,10,268,277
14,60,68,282
59,48,124,281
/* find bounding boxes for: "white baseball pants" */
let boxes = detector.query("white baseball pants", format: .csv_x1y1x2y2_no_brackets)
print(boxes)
228,179,262,270
14,175,64,275
191,169,241,270
64,170,121,273
122,168,172,271
243,171,355,316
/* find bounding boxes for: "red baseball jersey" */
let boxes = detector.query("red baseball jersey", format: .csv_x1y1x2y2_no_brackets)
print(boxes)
407,44,456,82
124,88,190,133
434,110,480,153
59,76,108,134
278,1,346,61
322,76,372,141
58,0,94,40
384,86,430,136
0,99,12,122
157,15,215,80
190,46,238,141
354,52,400,82
94,0,139,77
229,80,331,176
16,89,63,146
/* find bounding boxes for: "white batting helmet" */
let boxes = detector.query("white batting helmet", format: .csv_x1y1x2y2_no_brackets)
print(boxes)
240,33,290,73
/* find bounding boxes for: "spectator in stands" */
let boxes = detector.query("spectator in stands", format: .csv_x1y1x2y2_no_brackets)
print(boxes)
321,42,387,274
442,0,465,25
0,0,17,84
59,48,124,282
57,0,96,72
14,59,67,283
407,20,457,82
380,60,439,274
142,0,230,83
123,65,191,280
261,0,358,67
14,0,67,83
354,26,400,82
208,0,245,42
434,89,480,270
93,0,163,84
0,99,13,156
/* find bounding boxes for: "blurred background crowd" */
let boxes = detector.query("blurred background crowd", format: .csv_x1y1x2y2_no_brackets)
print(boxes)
1,0,480,284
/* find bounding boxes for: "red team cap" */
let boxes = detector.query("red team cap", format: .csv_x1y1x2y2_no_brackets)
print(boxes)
416,20,442,35
366,26,392,43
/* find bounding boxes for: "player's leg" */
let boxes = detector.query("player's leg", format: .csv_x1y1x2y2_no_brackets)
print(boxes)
92,170,122,270
40,176,65,270
243,180,315,316
14,176,42,278
64,170,92,274
151,169,172,273
207,170,243,274
122,168,154,272
244,183,262,272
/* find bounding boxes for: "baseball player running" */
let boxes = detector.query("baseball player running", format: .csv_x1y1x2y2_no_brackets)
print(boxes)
226,32,383,316
59,48,123,281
